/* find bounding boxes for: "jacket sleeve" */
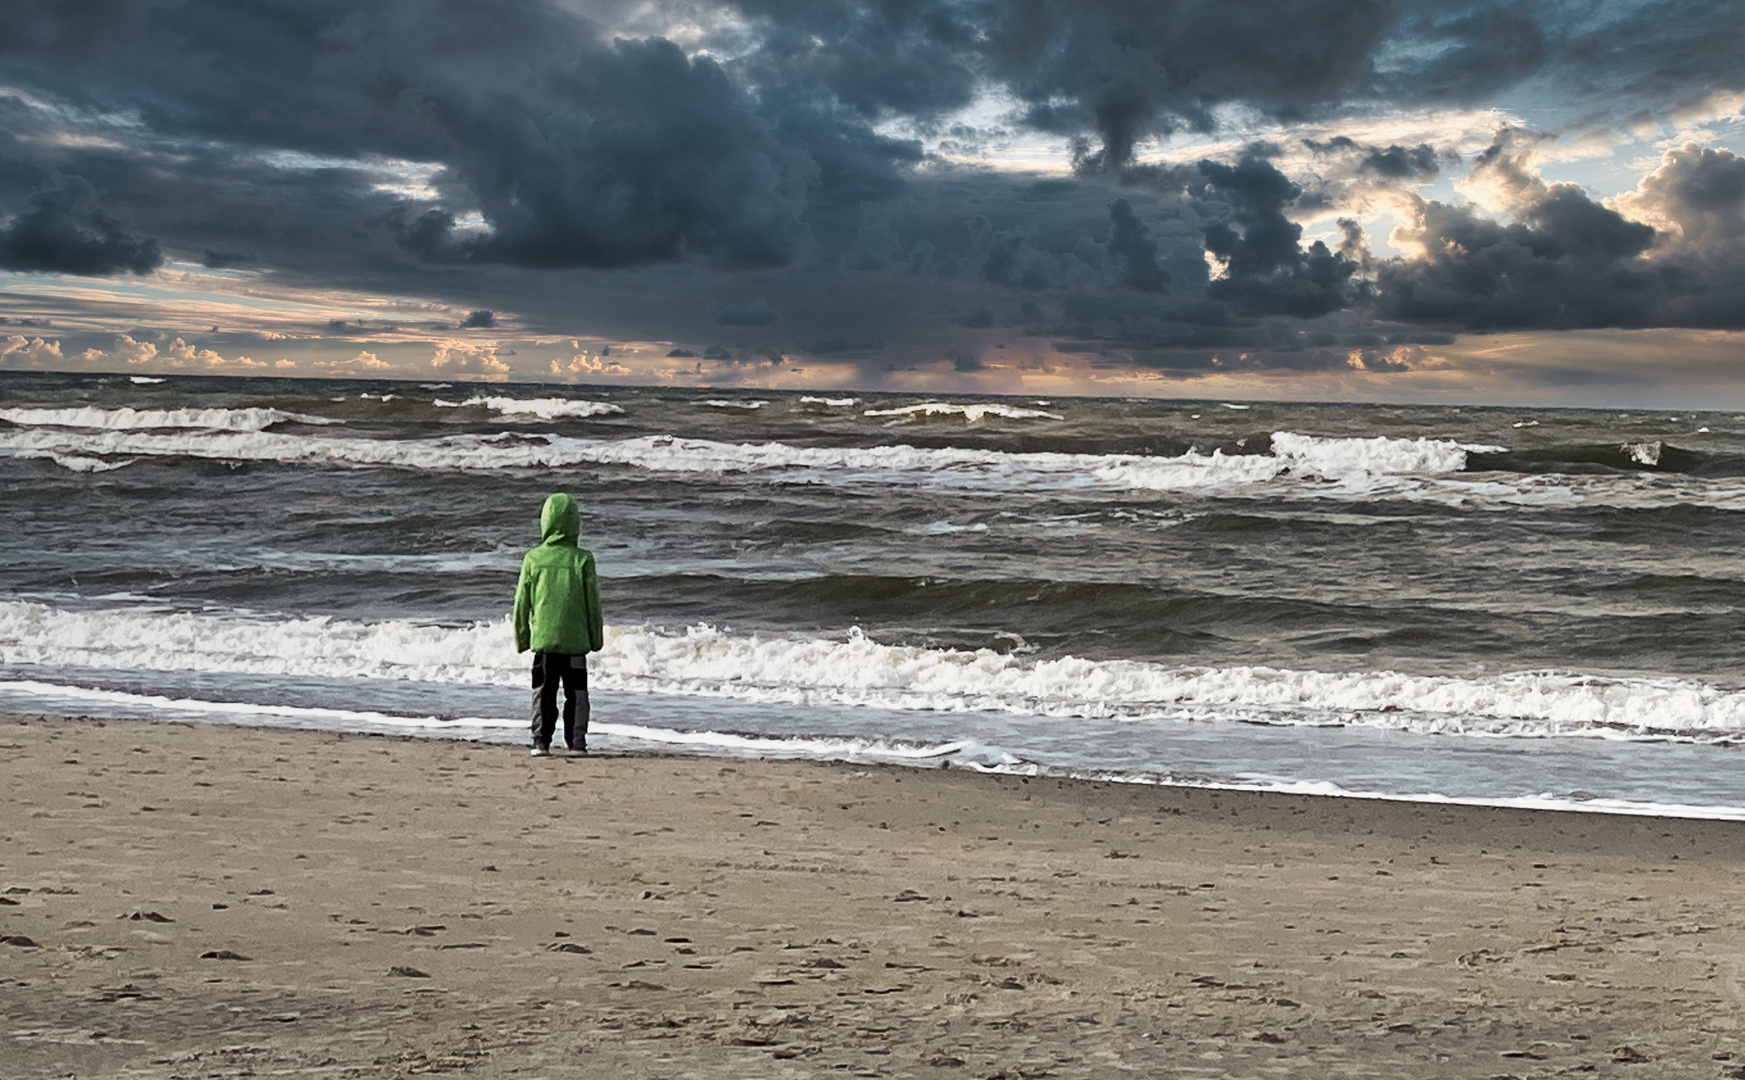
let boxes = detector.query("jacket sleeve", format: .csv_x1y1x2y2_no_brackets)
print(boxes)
584,553,603,653
512,557,534,654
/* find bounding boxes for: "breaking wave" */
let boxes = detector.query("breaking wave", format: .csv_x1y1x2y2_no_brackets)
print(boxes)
432,395,624,418
2,599,1742,741
0,405,340,431
864,401,1065,423
0,425,1483,494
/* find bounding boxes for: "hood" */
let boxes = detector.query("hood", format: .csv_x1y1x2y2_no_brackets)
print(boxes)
539,492,580,546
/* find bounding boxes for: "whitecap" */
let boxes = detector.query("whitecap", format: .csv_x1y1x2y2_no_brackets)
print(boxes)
863,401,1063,422
6,600,1745,742
432,395,623,419
0,405,340,432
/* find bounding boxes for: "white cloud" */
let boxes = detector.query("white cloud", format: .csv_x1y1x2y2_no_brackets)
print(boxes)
0,335,64,367
315,349,394,372
1612,142,1745,259
551,353,631,379
110,333,159,365
431,339,510,378
161,337,230,367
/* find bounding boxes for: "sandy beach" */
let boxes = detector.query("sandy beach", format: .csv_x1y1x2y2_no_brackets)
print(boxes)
3,712,1744,1078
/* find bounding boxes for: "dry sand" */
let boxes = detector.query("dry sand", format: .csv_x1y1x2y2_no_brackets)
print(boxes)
3,712,1744,1079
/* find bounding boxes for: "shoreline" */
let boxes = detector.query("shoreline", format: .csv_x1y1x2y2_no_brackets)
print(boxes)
4,689,1744,823
5,711,1745,1078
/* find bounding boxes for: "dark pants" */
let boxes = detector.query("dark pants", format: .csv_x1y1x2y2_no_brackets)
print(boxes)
530,652,589,750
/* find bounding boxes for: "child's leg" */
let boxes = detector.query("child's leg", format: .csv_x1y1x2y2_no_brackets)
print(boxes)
560,655,589,750
531,653,561,748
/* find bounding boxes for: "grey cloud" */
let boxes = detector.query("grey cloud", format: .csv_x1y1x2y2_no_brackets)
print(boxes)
460,309,496,328
1193,155,1366,318
988,0,1403,171
716,300,780,326
408,38,819,269
202,248,256,268
1105,199,1171,292
5,0,1745,382
1375,136,1666,330
1620,143,1745,257
0,174,162,276
1360,143,1440,178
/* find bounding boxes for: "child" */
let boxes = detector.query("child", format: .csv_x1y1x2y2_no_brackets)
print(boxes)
513,492,604,756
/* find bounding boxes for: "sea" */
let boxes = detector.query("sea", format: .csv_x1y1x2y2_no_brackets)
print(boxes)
2,370,1743,819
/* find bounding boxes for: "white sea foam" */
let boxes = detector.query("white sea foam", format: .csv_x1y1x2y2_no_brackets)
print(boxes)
697,399,768,410
432,395,624,418
1626,440,1662,466
963,764,1745,821
129,376,165,385
0,405,339,432
6,676,1735,818
798,396,860,407
0,425,1572,502
26,453,139,473
0,678,973,762
863,401,1064,422
1220,403,1250,410
4,600,1744,742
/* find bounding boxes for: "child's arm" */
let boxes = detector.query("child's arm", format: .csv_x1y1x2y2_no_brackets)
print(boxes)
513,558,535,653
584,553,603,652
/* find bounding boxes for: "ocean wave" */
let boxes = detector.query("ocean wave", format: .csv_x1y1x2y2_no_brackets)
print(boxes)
129,376,165,385
864,401,1064,422
432,395,624,418
21,452,138,473
1459,440,1745,478
0,405,341,431
798,396,860,407
0,426,1478,495
697,399,768,410
4,600,1743,741
5,676,1736,819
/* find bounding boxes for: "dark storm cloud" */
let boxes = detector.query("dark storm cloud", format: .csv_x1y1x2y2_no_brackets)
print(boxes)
2,0,1745,380
405,38,821,269
731,0,981,120
980,0,1403,171
1191,156,1366,318
460,309,496,328
1304,136,1442,179
202,248,256,268
1381,0,1745,112
1105,199,1171,292
1375,134,1676,330
1622,144,1745,258
716,300,780,326
0,174,162,276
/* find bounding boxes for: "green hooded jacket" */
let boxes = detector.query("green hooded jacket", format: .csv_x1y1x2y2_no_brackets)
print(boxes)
513,493,604,655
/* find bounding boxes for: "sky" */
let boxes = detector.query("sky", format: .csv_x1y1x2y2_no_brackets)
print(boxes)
2,0,1744,405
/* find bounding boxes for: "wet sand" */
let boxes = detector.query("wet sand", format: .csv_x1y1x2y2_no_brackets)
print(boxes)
3,712,1744,1078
